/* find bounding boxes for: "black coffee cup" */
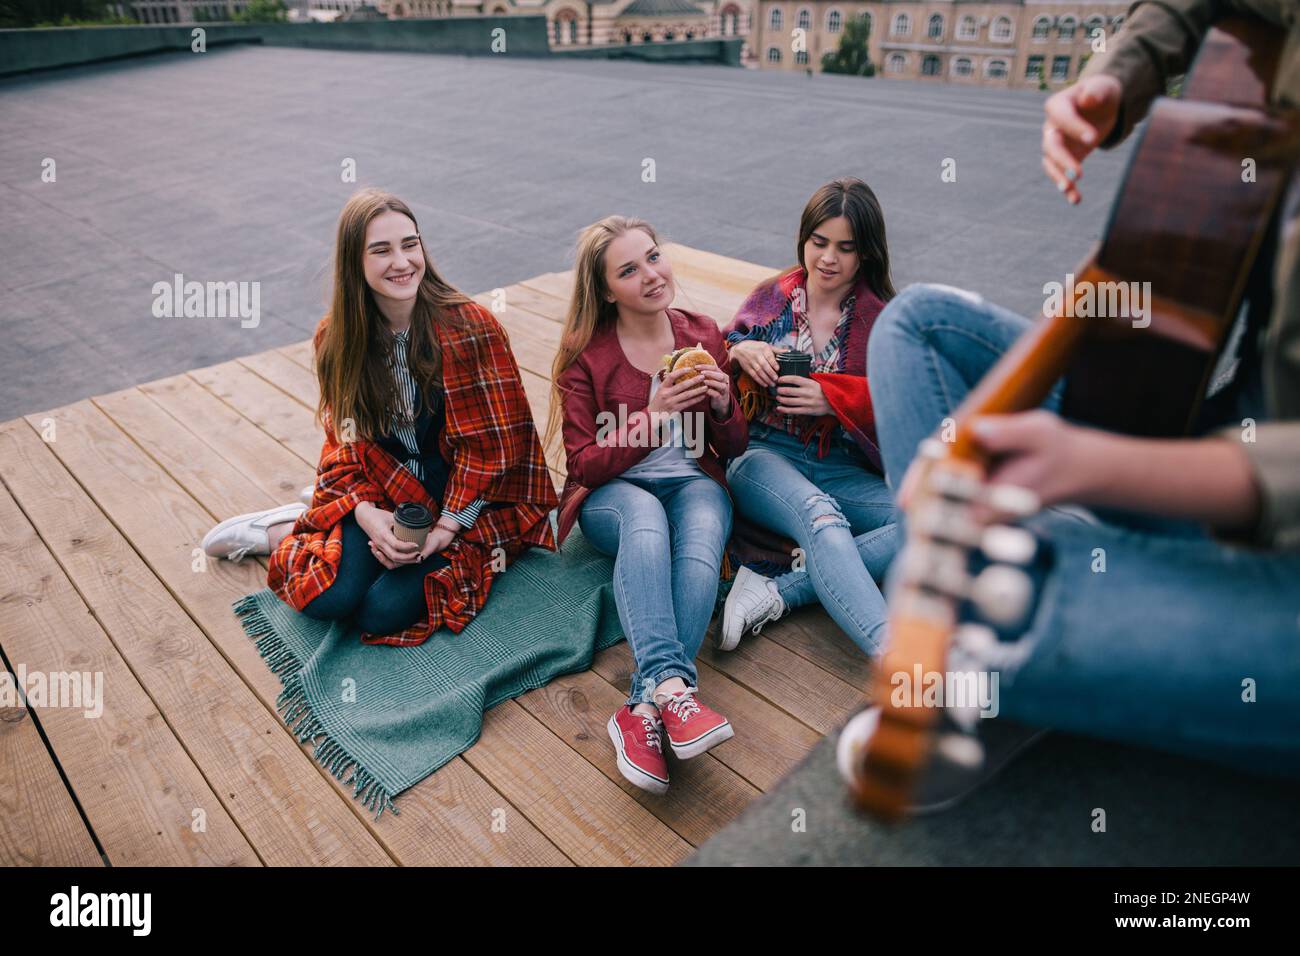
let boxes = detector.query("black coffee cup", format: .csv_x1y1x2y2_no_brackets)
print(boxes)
392,502,433,547
777,350,812,379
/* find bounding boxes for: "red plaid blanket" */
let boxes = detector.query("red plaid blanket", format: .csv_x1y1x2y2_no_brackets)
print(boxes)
266,302,558,646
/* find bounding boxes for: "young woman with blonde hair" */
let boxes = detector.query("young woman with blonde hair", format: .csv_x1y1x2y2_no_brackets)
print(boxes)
550,216,747,794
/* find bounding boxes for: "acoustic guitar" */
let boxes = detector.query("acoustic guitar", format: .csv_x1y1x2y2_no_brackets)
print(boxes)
840,16,1300,819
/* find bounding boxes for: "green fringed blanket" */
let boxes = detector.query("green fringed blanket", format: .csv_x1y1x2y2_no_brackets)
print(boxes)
232,527,625,818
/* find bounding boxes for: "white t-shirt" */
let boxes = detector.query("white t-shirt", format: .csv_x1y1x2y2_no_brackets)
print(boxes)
619,375,704,481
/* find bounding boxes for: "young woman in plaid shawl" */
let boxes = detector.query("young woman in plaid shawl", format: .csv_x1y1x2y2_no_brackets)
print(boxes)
548,217,747,795
718,178,902,657
201,189,557,645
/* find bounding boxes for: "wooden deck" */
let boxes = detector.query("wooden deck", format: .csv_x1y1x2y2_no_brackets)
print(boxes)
0,243,871,867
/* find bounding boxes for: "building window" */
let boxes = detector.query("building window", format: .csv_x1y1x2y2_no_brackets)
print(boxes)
1026,55,1044,79
952,57,972,77
1032,16,1051,41
1057,16,1076,40
985,58,1008,79
921,54,941,76
827,9,841,33
624,31,633,43
859,11,871,32
891,12,910,36
797,8,810,31
990,16,1012,41
768,46,782,63
1051,55,1070,80
795,50,809,64
927,14,943,40
770,8,782,31
886,52,906,73
643,32,652,42
957,15,976,40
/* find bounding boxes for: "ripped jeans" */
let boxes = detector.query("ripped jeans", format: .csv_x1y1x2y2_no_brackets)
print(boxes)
726,424,900,655
579,473,733,706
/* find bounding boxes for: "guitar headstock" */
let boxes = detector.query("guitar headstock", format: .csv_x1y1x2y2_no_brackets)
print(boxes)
841,438,1045,819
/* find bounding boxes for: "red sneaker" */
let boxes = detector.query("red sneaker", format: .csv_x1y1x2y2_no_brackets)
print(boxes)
607,706,669,795
657,687,734,759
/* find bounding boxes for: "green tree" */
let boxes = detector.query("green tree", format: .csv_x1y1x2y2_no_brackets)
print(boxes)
233,0,287,22
821,15,875,77
0,0,132,27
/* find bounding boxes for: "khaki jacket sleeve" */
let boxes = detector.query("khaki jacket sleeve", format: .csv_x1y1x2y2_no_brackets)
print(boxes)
1080,0,1227,146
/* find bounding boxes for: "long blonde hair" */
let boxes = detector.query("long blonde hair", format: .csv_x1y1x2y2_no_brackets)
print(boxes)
315,188,471,442
544,215,659,451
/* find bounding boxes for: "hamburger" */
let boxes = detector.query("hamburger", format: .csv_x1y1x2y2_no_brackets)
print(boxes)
659,343,716,381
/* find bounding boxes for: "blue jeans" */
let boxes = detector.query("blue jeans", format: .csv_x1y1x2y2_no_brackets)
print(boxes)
300,512,450,636
580,473,732,705
868,283,1300,776
725,424,900,655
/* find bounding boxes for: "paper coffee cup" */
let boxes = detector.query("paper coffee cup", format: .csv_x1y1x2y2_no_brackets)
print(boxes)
392,502,432,548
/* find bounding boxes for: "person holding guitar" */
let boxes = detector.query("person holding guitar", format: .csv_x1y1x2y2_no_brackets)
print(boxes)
838,0,1300,812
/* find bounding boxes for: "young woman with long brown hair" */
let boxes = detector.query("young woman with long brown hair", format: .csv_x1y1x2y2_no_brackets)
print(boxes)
718,178,902,656
202,188,556,645
549,216,747,795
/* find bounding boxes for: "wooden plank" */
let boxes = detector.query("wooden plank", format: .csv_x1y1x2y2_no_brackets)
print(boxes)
461,699,692,866
475,286,567,324
760,607,875,692
697,624,867,736
0,475,259,866
516,271,574,306
279,339,314,370
25,400,569,866
516,669,759,847
0,693,103,867
0,418,393,867
238,349,321,412
491,303,562,380
189,361,323,465
663,242,780,289
138,374,312,506
591,643,819,792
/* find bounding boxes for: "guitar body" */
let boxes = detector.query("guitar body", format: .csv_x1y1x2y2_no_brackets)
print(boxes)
846,17,1300,819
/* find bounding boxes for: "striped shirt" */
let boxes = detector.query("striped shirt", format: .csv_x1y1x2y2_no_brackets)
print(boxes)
389,326,486,529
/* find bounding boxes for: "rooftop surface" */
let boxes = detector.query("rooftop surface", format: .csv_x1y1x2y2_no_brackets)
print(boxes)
4,45,1292,866
3,43,1121,421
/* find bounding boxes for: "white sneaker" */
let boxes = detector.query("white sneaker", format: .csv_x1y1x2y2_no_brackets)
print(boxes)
717,565,787,651
201,502,307,562
299,484,315,507
835,706,1047,815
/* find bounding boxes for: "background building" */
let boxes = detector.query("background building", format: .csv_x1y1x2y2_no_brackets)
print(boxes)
378,0,758,61
753,1,1129,87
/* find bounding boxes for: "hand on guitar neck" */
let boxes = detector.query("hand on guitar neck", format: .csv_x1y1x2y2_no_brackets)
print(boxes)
898,411,1262,535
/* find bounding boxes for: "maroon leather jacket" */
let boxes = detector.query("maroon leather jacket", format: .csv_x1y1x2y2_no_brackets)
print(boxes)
554,307,749,545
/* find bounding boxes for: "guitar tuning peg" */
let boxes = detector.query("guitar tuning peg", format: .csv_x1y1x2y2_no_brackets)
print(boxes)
983,483,1040,517
980,525,1038,565
934,729,985,771
930,468,982,502
969,564,1034,629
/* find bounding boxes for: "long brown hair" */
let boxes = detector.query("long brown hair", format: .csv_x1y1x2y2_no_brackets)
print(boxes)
797,177,897,301
544,215,660,452
315,188,471,442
